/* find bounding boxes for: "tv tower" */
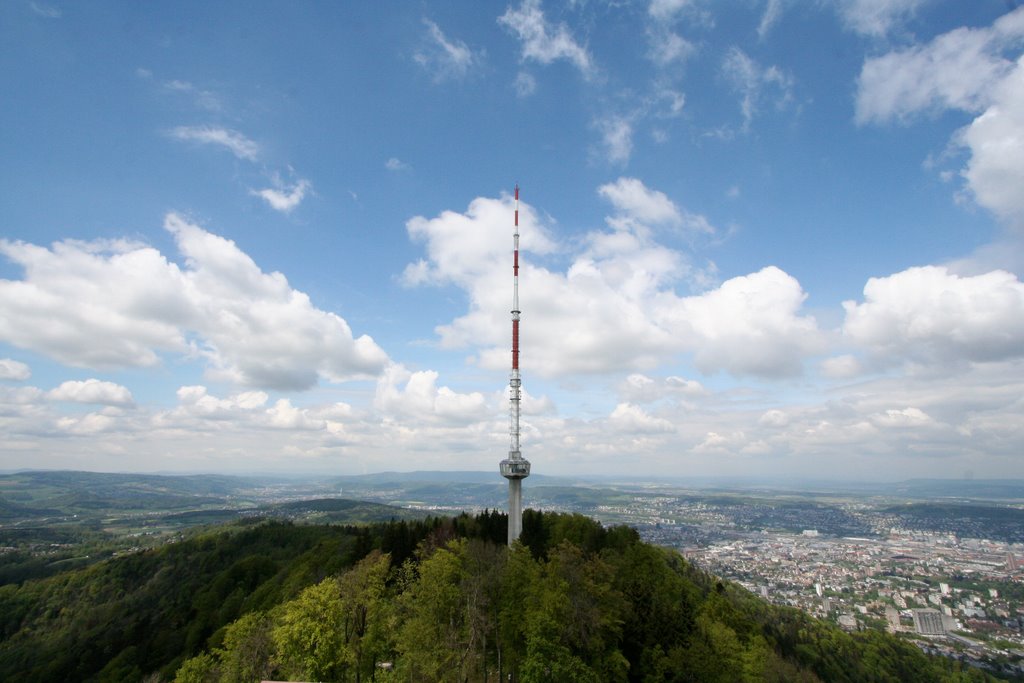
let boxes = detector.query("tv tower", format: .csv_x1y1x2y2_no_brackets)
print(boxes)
500,184,530,545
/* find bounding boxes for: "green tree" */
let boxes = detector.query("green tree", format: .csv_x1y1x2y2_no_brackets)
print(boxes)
273,576,350,681
334,550,392,682
217,610,274,683
497,541,542,678
173,652,219,683
394,539,471,682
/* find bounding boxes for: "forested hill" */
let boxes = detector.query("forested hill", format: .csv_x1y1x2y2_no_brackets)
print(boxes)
0,511,1004,683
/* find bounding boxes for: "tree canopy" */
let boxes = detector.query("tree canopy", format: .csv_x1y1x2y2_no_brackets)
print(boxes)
0,511,1003,682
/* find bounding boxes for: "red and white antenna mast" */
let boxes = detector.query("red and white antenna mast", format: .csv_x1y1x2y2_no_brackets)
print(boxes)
500,184,530,545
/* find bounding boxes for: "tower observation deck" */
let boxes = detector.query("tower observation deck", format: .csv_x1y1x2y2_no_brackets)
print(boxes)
500,184,530,545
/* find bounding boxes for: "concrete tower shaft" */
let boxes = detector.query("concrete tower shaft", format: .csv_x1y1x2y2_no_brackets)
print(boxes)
500,184,530,545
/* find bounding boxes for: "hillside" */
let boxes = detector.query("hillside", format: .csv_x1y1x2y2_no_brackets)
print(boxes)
0,510,1005,682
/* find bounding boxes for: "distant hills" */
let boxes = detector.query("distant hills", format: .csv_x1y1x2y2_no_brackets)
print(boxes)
4,469,1023,501
0,470,1014,681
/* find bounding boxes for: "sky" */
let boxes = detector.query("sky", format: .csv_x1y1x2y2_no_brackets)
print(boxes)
2,0,1024,481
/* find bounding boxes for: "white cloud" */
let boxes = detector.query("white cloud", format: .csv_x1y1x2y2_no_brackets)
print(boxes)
404,190,821,379
252,178,311,213
648,0,693,23
515,71,537,98
0,359,30,381
722,47,794,131
855,10,1024,124
693,430,748,454
820,354,863,379
499,0,594,77
374,364,489,424
647,29,696,67
414,19,480,83
655,88,686,118
597,116,634,165
162,79,222,112
172,385,269,420
758,409,789,427
402,192,558,289
57,412,116,435
838,0,927,37
619,373,704,403
854,8,1024,228
959,56,1024,228
0,237,189,368
599,177,681,226
609,402,676,434
166,214,389,388
871,406,934,428
266,398,325,430
645,0,703,67
598,177,716,238
0,214,388,390
757,0,782,40
169,126,260,161
386,157,411,172
674,266,824,376
29,2,61,19
842,266,1024,366
48,379,135,407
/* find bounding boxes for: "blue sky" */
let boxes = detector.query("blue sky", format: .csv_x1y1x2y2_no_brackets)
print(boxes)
2,0,1024,480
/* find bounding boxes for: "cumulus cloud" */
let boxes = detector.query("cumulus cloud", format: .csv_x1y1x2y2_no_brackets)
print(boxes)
252,178,311,213
499,0,594,77
404,189,821,379
609,402,676,434
374,364,489,424
820,354,864,379
0,359,30,381
855,9,1024,124
402,192,558,289
0,214,388,390
854,8,1024,227
169,385,269,422
599,177,682,226
48,379,135,407
266,398,325,430
872,406,934,428
0,237,189,368
619,373,705,403
599,177,715,237
693,430,748,454
168,126,260,161
674,266,824,376
842,265,1024,366
414,19,480,83
959,56,1024,228
838,0,927,37
57,412,117,435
